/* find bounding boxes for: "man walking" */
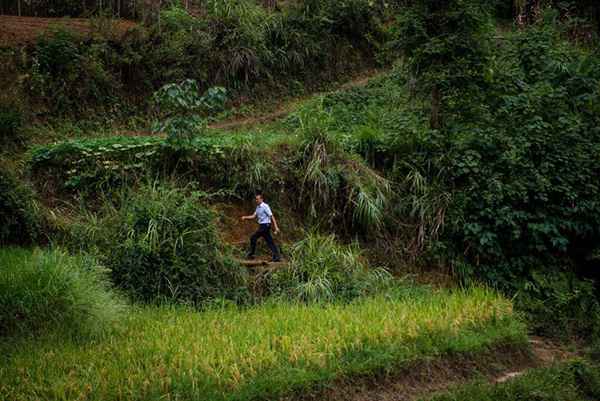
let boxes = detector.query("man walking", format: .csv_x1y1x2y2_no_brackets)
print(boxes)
241,193,281,262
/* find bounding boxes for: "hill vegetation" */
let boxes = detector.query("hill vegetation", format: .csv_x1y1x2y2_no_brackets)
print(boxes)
1,0,600,400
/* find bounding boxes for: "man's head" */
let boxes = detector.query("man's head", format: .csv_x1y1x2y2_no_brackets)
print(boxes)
255,193,264,205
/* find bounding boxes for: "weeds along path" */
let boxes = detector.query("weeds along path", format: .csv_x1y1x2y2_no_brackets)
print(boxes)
0,16,136,46
208,68,384,132
291,337,577,401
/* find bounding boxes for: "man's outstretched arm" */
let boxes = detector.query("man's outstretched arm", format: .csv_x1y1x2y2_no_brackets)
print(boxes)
241,212,256,221
271,215,280,234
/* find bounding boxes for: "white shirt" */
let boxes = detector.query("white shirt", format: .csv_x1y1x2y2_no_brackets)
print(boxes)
255,202,273,225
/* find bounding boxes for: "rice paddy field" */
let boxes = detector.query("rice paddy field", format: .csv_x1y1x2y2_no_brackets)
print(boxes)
0,287,526,401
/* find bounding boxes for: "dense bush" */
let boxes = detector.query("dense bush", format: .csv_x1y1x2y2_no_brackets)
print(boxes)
289,18,600,336
269,233,392,302
0,247,123,337
443,22,600,284
30,28,120,114
0,104,23,144
71,184,248,305
0,167,41,246
513,269,600,338
392,0,493,128
382,19,600,338
290,106,390,233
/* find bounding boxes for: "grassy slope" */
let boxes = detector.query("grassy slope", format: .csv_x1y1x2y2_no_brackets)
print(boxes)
0,287,526,401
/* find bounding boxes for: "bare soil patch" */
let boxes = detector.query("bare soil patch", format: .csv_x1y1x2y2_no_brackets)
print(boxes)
285,338,576,401
0,16,136,46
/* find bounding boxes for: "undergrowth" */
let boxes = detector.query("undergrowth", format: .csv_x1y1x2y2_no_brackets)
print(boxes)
269,233,392,302
69,184,249,305
0,166,42,246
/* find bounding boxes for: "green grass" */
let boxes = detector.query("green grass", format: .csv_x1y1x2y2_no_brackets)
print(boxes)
0,247,124,337
0,287,526,401
425,360,600,401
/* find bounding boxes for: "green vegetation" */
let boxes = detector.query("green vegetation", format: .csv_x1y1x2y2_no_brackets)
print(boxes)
2,0,385,118
0,167,41,246
0,247,123,337
426,360,600,401
284,16,600,339
0,104,23,145
69,184,248,305
2,1,600,400
151,79,227,146
270,233,392,302
0,287,524,401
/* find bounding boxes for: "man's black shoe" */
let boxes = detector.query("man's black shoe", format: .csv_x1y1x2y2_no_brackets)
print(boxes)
246,254,255,260
272,257,281,262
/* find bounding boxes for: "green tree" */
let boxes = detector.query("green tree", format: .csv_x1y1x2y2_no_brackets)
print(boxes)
395,0,493,128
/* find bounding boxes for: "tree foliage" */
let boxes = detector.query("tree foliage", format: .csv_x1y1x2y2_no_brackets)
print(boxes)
393,0,493,128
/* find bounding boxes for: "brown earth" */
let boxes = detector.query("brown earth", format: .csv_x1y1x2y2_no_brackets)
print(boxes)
0,16,136,46
284,338,578,401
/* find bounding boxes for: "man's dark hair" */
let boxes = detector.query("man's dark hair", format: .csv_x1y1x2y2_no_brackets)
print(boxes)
255,192,264,199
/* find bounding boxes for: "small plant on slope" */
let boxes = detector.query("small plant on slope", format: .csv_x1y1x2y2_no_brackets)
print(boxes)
152,79,227,147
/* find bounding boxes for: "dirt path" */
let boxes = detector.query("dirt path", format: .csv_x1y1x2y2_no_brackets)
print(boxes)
0,16,136,46
208,68,383,132
287,337,577,401
114,68,383,138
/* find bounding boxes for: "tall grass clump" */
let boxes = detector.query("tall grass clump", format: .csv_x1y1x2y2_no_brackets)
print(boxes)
71,184,248,305
269,233,392,302
294,105,390,233
0,247,123,337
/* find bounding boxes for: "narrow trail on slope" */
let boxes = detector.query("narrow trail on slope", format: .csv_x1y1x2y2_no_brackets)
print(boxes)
286,337,578,401
208,68,383,132
116,68,383,138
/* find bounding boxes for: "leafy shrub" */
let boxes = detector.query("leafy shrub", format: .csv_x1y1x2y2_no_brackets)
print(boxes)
514,269,600,338
298,0,382,43
28,136,163,193
72,184,248,305
443,23,600,282
30,28,119,114
572,359,600,398
0,168,41,246
392,0,493,128
152,79,226,146
269,233,392,302
0,247,123,337
0,104,23,144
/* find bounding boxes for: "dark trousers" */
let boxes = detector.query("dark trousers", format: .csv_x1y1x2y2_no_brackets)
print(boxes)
249,224,280,259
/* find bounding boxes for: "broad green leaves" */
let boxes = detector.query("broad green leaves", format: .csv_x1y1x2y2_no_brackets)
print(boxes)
151,79,226,146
